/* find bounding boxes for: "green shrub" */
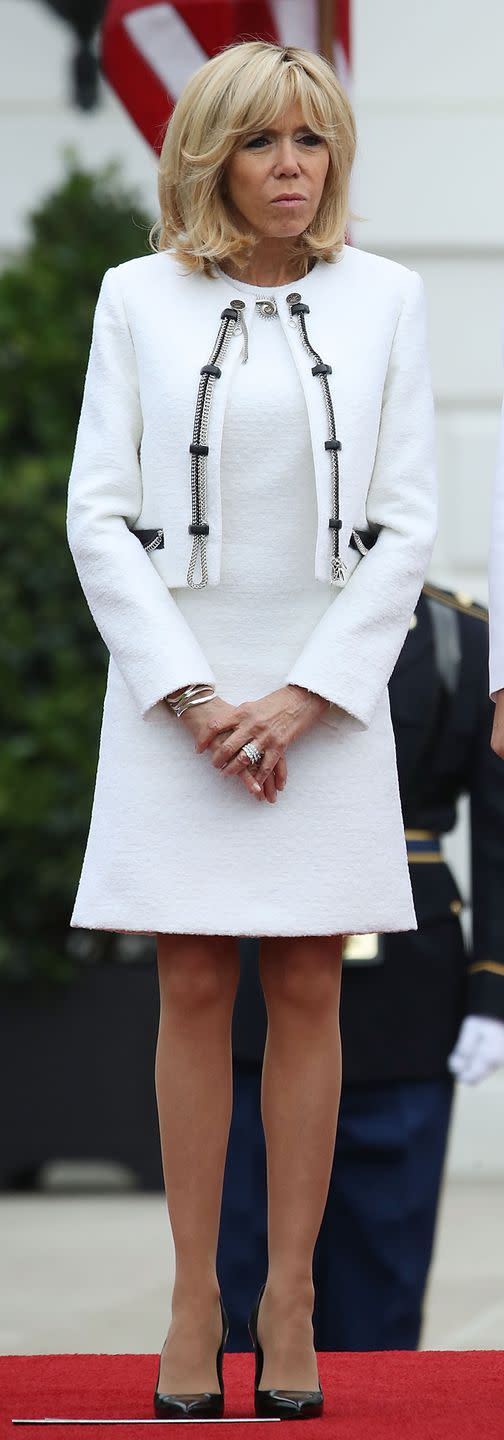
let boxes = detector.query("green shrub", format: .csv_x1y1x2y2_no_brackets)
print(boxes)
0,159,153,982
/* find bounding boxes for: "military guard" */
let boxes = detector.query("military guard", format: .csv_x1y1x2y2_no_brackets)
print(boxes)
217,583,504,1351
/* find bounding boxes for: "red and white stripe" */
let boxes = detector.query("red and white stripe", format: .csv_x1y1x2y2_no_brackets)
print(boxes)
101,1,351,153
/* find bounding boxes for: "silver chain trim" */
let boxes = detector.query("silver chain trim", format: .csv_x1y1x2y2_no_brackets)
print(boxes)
187,290,345,591
285,292,345,584
187,301,246,588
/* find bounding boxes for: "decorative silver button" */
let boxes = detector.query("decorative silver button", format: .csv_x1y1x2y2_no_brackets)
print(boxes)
256,298,277,318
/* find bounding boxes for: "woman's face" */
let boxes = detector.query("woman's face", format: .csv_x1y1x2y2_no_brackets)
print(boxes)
223,99,330,242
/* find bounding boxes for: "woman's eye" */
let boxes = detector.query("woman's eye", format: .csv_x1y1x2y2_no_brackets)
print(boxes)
245,134,322,149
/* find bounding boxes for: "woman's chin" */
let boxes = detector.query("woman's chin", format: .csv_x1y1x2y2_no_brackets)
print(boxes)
259,217,309,240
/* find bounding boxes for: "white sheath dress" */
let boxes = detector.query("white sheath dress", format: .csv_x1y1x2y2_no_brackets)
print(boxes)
71,267,416,938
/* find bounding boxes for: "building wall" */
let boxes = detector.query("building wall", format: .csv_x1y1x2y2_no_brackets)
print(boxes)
352,0,504,603
2,0,504,1173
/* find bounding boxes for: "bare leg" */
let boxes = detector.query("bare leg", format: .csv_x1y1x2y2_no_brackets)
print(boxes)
155,933,240,1393
258,935,343,1389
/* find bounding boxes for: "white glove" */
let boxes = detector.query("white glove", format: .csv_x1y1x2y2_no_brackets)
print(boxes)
447,1015,504,1084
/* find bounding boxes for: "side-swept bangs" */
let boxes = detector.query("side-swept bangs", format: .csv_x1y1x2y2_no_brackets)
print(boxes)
150,40,356,276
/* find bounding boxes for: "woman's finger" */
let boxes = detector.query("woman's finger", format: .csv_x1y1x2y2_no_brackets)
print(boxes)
195,718,240,754
262,773,278,804
217,739,262,775
274,755,288,791
250,750,282,790
239,769,263,800
212,730,258,772
208,729,234,755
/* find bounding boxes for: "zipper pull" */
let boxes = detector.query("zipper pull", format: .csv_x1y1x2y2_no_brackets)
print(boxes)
231,298,248,363
331,556,347,584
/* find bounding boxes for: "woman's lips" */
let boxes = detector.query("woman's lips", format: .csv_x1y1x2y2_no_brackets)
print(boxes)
272,197,306,205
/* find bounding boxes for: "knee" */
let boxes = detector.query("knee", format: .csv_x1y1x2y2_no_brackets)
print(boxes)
260,940,342,1018
157,936,240,1017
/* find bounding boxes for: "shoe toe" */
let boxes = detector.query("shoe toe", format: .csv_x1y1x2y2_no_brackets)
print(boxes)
255,1388,324,1419
154,1391,223,1419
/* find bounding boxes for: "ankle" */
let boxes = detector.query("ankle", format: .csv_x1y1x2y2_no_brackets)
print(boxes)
171,1275,221,1311
263,1273,315,1310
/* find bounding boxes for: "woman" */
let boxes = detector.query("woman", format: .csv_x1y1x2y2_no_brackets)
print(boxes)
67,41,437,1422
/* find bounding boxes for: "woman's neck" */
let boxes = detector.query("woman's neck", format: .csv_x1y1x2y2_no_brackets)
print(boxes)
220,243,311,289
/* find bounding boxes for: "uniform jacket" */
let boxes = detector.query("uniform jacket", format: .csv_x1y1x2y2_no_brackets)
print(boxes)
67,244,436,725
232,587,504,1084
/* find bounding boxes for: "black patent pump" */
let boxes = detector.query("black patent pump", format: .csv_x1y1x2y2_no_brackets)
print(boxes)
153,1294,229,1420
248,1282,324,1421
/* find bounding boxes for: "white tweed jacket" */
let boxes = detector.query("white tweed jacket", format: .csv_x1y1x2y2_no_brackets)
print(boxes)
488,322,504,698
67,244,437,724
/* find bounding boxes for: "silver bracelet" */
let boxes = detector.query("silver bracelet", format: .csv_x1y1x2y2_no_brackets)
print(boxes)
174,688,216,717
165,683,213,707
175,691,216,717
165,683,216,718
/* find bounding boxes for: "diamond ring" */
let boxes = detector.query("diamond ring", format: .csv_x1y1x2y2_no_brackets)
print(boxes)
241,740,264,766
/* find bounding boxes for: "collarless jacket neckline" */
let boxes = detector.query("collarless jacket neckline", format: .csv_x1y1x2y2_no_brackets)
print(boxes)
180,252,350,589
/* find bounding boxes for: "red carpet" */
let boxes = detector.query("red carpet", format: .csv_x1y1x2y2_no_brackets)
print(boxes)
1,1351,503,1440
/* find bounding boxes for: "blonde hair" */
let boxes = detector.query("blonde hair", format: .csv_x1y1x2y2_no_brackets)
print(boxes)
150,40,356,277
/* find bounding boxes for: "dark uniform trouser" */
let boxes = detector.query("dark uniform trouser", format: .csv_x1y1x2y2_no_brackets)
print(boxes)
217,1061,454,1352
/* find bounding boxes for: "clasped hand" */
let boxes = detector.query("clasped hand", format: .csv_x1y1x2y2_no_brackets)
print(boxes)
179,685,330,803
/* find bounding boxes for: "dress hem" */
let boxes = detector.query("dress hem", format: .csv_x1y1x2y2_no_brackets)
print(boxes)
70,918,417,938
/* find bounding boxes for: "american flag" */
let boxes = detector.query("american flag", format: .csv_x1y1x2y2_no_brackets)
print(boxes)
101,1,351,153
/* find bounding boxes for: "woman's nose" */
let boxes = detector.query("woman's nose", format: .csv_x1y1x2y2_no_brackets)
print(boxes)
273,140,301,174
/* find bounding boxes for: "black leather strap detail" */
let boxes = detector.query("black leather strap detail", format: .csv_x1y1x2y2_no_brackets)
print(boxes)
133,528,164,550
349,527,380,554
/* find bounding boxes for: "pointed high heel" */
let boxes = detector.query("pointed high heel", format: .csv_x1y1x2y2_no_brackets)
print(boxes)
153,1293,229,1420
248,1282,324,1421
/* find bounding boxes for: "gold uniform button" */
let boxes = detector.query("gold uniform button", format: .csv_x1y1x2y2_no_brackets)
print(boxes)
450,899,463,915
409,614,418,630
454,591,473,609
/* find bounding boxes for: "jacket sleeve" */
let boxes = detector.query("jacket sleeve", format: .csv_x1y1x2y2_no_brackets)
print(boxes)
488,324,504,699
467,634,504,1022
66,266,216,716
285,270,437,726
